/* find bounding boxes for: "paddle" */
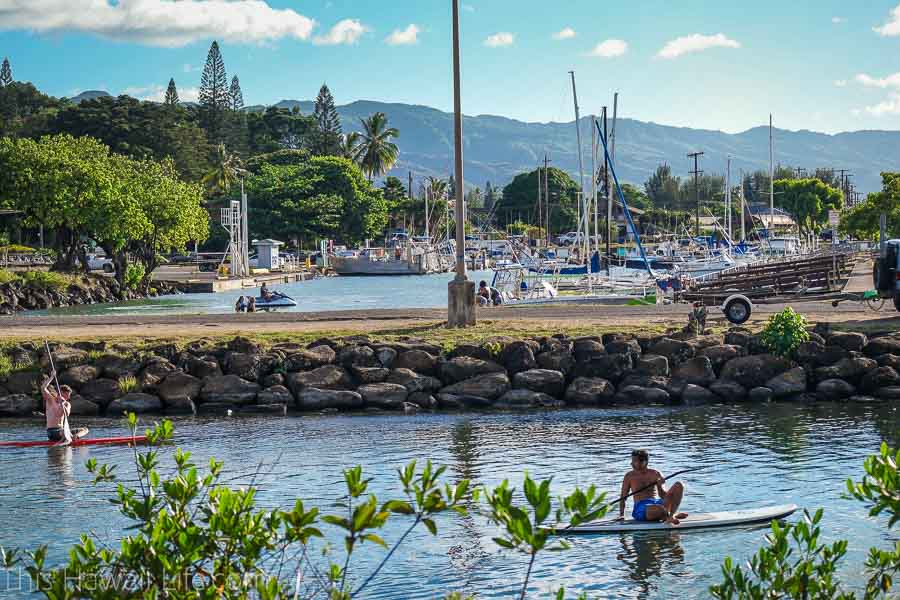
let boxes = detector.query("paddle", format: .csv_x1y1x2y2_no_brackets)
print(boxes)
44,341,72,446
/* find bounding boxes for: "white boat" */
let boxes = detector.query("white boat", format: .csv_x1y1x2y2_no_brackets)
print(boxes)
554,504,798,534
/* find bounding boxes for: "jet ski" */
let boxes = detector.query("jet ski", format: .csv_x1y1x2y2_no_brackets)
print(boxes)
254,291,297,311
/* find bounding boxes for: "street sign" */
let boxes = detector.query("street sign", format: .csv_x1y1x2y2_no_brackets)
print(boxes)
828,210,840,227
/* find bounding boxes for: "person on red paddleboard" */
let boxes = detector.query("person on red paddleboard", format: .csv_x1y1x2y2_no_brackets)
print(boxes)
618,449,688,525
41,370,87,442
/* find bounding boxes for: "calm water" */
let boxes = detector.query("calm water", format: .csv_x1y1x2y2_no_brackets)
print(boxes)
1,403,897,598
32,271,495,317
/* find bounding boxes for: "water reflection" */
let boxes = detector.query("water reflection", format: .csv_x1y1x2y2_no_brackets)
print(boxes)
616,532,686,598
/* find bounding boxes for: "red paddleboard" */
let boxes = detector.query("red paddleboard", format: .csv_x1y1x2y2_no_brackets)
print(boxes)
0,435,148,448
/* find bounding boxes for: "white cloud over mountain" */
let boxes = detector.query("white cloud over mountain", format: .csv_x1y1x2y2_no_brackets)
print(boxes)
0,0,316,47
874,4,900,36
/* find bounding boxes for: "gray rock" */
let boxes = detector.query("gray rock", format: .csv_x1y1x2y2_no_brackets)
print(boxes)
257,385,293,405
681,384,718,406
225,352,276,382
672,356,716,387
338,345,379,369
827,331,868,352
286,365,354,394
157,372,202,405
875,386,900,400
615,385,671,405
495,389,563,409
748,387,774,403
708,379,748,401
200,375,260,405
439,356,505,384
815,378,856,401
50,348,88,370
573,338,606,362
619,374,671,391
648,338,695,366
766,367,807,398
407,392,438,409
80,378,122,406
448,343,494,361
394,349,438,375
605,339,642,358
0,394,37,416
796,341,848,368
699,345,745,373
285,346,336,371
185,354,222,379
574,353,633,384
4,371,41,395
513,369,565,397
724,330,751,347
386,368,442,393
814,356,878,383
350,366,390,384
860,366,900,393
535,350,575,375
228,336,261,354
95,355,141,379
564,377,615,405
636,355,669,376
358,383,409,409
436,393,494,409
68,394,100,416
375,346,398,368
876,354,900,370
720,355,791,388
58,365,100,389
402,402,420,414
439,372,510,400
689,334,725,350
107,393,162,415
296,387,363,411
864,336,900,357
138,358,178,392
500,341,537,374
260,373,285,388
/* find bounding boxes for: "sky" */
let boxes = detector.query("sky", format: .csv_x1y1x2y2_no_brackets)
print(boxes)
2,1,900,134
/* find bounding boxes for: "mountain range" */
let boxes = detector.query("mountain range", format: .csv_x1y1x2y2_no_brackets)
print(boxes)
76,91,898,193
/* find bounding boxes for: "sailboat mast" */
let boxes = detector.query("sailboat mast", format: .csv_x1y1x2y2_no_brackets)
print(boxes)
726,156,732,241
769,114,774,236
569,71,588,263
740,169,746,242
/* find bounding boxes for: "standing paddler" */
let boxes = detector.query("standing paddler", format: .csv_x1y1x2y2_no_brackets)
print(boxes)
41,368,88,443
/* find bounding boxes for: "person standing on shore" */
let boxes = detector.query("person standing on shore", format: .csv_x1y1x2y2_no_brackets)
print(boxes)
41,371,87,442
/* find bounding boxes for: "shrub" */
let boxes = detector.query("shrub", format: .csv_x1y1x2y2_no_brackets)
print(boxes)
124,263,145,291
760,307,810,358
0,269,16,285
0,354,12,378
17,270,70,292
118,375,139,394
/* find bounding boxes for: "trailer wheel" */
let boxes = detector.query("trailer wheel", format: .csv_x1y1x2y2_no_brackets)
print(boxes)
724,297,752,325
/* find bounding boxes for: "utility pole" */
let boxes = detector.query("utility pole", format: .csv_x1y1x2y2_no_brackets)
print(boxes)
687,151,704,236
447,0,474,327
726,156,732,241
543,153,551,246
739,169,746,242
408,171,414,233
769,114,774,235
794,167,806,179
603,108,612,275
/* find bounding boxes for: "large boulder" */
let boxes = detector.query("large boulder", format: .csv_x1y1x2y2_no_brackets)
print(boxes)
814,356,878,384
439,356,505,384
765,367,807,398
615,386,671,405
859,366,900,394
138,358,178,392
877,354,900,371
107,393,162,415
864,336,900,358
605,339,642,359
748,387,774,403
827,332,868,353
350,366,390,384
228,336,261,354
296,387,363,411
436,393,494,409
58,365,100,390
573,338,606,362
386,369,442,393
636,355,669,377
671,356,716,387
574,354,633,384
394,350,438,375
724,330,751,347
0,394,37,416
374,346,399,368
79,378,122,407
708,379,748,402
648,338,695,367
513,369,565,398
439,372,510,401
407,392,438,409
495,389,562,409
795,341,848,368
681,384,718,406
338,345,379,369
200,375,260,405
4,371,41,395
157,372,202,406
185,355,222,379
699,345,745,374
619,374,671,391
564,377,615,405
535,350,575,376
50,348,88,370
225,352,278,382
286,365,354,394
815,379,856,401
285,346,336,371
720,355,791,388
95,355,141,379
257,385,293,405
68,394,100,416
358,383,409,409
500,341,537,375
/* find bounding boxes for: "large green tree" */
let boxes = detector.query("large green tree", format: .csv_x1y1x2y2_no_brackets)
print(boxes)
247,106,315,154
199,41,229,144
355,112,399,181
840,172,900,240
310,84,342,156
644,164,681,210
773,177,843,235
497,167,580,232
0,81,64,138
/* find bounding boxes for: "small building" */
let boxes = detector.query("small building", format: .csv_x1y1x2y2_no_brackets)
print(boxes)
253,239,284,270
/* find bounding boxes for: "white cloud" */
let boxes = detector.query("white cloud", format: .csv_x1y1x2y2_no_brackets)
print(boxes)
0,0,316,47
484,32,514,47
552,27,576,40
833,79,847,87
313,18,368,45
854,72,900,89
385,24,419,46
851,108,862,117
122,84,200,103
656,33,740,59
864,93,900,116
831,16,844,24
462,4,475,12
874,5,900,36
588,38,627,57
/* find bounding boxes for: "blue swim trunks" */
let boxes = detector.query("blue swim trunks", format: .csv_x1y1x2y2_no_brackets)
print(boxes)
633,498,665,521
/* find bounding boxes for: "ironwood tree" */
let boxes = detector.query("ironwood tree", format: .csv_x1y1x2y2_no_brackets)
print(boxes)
199,40,229,144
0,57,11,86
310,84,342,156
164,78,179,106
229,75,243,111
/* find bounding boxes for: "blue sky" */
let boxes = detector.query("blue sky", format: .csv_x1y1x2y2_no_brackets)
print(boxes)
3,1,900,133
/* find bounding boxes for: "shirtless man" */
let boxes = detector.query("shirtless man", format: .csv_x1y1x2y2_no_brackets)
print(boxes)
618,449,688,525
41,370,86,442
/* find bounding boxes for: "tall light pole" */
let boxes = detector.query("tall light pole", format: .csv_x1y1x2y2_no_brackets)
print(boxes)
447,0,475,327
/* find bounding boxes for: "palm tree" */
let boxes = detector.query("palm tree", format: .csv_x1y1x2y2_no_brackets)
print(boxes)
355,112,399,181
202,144,245,197
340,132,361,161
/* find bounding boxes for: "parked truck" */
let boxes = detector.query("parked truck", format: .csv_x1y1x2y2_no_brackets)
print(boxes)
874,239,900,312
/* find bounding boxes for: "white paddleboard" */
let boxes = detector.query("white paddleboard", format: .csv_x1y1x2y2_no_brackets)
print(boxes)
554,504,798,534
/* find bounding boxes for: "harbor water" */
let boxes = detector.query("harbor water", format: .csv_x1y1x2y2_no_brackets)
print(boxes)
1,402,897,598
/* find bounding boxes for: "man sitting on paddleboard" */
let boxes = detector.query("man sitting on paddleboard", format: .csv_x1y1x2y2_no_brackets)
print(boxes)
41,370,86,442
618,449,688,525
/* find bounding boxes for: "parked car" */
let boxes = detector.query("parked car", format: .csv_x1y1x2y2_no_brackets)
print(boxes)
87,253,114,273
557,232,586,245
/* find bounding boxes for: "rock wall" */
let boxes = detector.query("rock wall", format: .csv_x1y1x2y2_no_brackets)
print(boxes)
0,274,180,314
1,327,899,418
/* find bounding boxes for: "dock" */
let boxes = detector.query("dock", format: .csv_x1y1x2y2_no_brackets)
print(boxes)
152,265,313,293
